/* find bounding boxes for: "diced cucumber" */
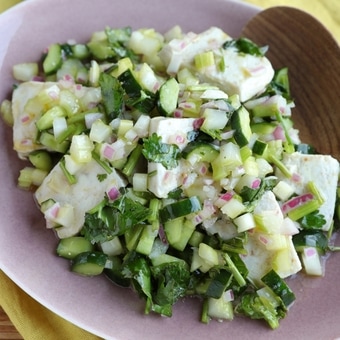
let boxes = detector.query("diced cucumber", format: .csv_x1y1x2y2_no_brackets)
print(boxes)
198,243,220,267
69,134,94,163
104,256,130,287
0,99,13,126
136,225,158,256
261,269,295,307
43,44,62,75
28,150,53,172
59,89,81,116
292,230,328,254
164,218,195,251
188,230,205,247
110,57,133,78
205,294,234,321
100,237,123,256
159,196,201,223
220,197,246,219
200,269,233,299
251,122,277,136
150,253,184,267
36,106,67,131
211,142,242,180
71,251,109,276
252,139,268,156
57,236,94,259
89,119,112,143
200,108,229,132
158,77,179,116
231,106,252,147
118,69,157,113
124,224,144,251
71,43,90,60
182,141,219,165
251,94,287,118
87,40,114,60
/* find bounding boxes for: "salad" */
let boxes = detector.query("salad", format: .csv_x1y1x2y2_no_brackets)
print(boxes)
1,25,339,329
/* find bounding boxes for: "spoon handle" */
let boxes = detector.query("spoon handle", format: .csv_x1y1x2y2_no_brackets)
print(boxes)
242,6,340,159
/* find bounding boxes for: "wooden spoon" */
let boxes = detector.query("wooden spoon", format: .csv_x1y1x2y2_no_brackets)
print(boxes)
241,6,340,159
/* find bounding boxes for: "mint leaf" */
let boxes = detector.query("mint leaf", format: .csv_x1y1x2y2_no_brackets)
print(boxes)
223,38,268,56
151,261,190,306
235,293,282,330
82,191,151,243
142,133,181,169
298,210,326,230
99,72,124,120
97,173,107,182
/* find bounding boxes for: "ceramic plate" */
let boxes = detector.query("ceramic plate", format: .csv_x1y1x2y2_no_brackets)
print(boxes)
0,0,339,339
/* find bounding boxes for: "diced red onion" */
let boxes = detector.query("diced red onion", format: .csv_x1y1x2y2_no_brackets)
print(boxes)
273,125,286,141
281,193,314,214
291,172,301,182
21,115,30,123
158,225,168,244
193,118,204,129
258,234,269,245
174,109,183,118
102,144,115,160
44,202,60,220
248,65,266,75
221,192,233,201
251,178,261,189
224,289,234,302
304,247,317,257
107,187,120,201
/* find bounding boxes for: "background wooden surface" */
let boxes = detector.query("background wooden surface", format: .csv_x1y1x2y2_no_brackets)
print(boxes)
0,306,23,339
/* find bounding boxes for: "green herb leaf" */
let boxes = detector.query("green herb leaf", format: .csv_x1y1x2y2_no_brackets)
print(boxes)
99,72,124,120
223,38,268,56
292,230,328,254
82,190,151,243
151,261,190,306
97,173,107,182
105,26,138,62
122,251,152,299
142,133,181,169
235,293,282,329
298,210,326,230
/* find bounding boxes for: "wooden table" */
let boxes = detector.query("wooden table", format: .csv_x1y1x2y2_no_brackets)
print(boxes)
0,306,23,339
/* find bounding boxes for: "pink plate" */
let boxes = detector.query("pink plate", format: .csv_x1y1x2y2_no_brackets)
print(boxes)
0,0,339,339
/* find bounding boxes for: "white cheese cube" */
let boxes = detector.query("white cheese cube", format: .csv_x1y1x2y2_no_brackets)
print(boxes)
197,48,274,102
275,152,339,231
35,159,126,238
147,117,196,198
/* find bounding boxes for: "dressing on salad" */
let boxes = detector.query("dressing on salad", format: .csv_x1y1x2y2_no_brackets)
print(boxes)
1,25,339,329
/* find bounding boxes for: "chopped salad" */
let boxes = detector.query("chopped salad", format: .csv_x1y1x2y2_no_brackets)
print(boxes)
1,25,339,329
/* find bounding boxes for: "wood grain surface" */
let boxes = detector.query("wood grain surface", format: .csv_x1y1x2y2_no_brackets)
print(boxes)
241,6,340,160
0,306,23,340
